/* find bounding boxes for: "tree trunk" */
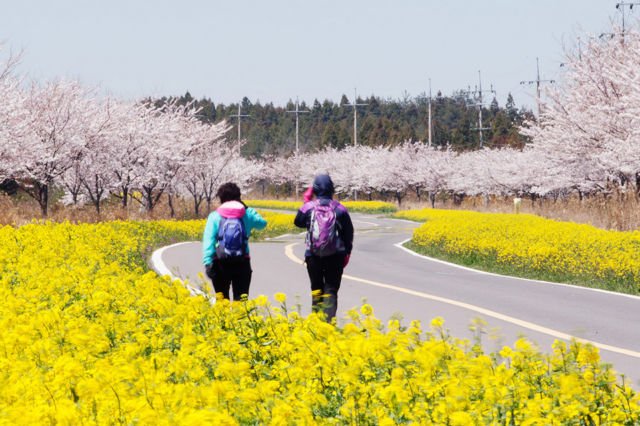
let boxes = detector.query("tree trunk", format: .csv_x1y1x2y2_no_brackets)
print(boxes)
168,193,175,218
206,196,213,214
143,187,153,211
453,193,465,206
39,183,49,217
193,196,200,217
429,191,436,208
121,187,129,208
395,191,403,206
141,184,164,212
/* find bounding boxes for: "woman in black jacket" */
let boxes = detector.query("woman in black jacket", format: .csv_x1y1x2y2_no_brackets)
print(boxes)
294,174,354,322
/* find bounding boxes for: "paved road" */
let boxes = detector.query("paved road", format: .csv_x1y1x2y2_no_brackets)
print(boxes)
155,213,640,387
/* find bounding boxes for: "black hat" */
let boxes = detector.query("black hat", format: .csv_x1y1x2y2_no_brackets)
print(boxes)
312,174,335,197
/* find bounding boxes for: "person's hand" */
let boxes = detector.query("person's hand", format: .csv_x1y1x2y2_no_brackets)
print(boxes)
303,186,314,203
343,254,350,268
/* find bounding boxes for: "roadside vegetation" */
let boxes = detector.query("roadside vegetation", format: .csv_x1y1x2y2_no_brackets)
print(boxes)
0,218,637,424
394,208,640,295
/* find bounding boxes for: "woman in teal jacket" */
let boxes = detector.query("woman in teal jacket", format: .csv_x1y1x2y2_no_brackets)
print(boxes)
202,182,267,300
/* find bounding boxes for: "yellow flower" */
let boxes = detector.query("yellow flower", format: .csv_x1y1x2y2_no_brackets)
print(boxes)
430,316,445,329
0,218,637,424
360,303,374,316
254,294,269,306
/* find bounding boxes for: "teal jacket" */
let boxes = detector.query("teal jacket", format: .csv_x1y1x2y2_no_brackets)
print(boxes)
202,201,267,265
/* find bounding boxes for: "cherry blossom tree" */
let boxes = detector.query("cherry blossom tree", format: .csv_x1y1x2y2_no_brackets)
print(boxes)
378,143,420,206
523,27,640,199
0,46,28,188
4,80,96,216
0,79,27,182
179,119,237,216
411,144,455,207
74,98,126,214
107,101,160,210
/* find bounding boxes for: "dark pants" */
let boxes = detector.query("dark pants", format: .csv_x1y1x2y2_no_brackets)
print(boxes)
306,254,345,322
206,257,252,301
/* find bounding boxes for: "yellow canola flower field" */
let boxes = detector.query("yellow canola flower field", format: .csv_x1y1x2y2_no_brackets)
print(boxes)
249,210,298,239
0,218,639,424
395,209,640,293
246,199,397,214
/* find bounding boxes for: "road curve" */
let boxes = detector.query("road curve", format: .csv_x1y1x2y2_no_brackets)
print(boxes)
154,213,640,387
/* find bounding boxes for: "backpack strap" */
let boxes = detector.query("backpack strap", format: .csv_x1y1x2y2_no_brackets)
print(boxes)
216,217,227,242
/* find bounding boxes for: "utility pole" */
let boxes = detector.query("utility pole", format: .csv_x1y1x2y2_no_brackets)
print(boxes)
520,57,555,117
616,2,640,37
230,103,250,141
286,97,310,156
464,71,495,148
286,98,310,198
428,78,433,147
342,89,368,146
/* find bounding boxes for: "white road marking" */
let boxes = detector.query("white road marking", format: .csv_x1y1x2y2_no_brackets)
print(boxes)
395,238,640,302
284,243,305,265
150,242,213,302
283,242,640,359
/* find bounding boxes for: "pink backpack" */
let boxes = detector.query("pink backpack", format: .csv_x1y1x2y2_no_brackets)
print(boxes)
306,200,340,257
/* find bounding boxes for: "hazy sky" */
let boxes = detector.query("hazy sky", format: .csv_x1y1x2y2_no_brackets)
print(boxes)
0,0,627,109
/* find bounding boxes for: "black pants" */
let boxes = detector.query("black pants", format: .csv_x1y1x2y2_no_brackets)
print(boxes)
206,257,252,301
306,254,345,322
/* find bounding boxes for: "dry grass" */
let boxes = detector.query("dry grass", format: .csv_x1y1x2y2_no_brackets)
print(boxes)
402,193,640,231
3,189,640,231
0,193,211,226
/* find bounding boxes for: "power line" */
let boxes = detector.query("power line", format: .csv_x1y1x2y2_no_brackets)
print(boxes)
520,57,555,117
617,2,640,36
342,88,368,146
285,97,310,156
463,71,495,148
229,103,250,141
600,2,640,40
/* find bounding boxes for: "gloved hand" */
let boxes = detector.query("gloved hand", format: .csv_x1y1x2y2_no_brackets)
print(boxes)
205,263,214,278
303,186,314,203
343,254,351,268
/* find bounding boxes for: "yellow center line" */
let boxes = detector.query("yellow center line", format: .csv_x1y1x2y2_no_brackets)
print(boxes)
284,242,640,359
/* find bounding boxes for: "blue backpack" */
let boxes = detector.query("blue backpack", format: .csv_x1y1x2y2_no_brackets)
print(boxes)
216,216,247,259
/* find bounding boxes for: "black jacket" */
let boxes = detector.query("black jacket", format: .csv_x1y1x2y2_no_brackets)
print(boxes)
294,197,354,255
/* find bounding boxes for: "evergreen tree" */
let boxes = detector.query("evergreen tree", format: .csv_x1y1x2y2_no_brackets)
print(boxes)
506,93,518,122
150,90,527,156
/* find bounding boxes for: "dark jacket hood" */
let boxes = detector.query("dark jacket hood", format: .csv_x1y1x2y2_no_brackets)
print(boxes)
312,174,335,198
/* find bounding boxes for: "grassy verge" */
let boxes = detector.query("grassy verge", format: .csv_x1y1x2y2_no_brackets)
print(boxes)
403,241,639,295
393,209,640,296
